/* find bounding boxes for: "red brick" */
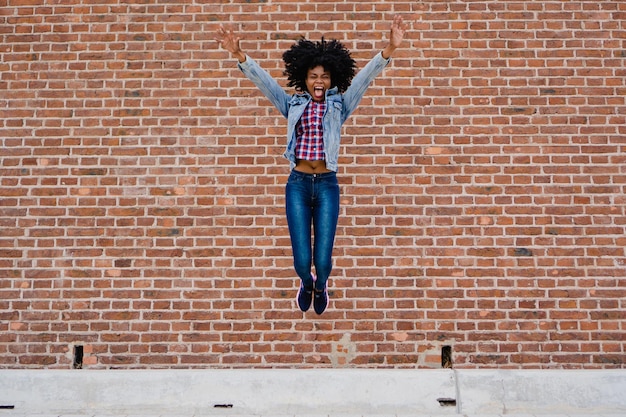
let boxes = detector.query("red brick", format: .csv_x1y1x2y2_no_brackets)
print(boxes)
0,0,624,370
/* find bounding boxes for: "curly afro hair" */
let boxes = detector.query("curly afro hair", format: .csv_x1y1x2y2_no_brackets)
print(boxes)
282,38,357,94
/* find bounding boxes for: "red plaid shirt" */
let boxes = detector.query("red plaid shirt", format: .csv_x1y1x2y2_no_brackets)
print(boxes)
295,100,326,161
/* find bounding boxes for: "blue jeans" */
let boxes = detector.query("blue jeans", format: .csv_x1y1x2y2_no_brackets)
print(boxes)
285,170,340,291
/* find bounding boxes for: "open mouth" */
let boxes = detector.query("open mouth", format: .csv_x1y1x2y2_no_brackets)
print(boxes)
313,86,325,99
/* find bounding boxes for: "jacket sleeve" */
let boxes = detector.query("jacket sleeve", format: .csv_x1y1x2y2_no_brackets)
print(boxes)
237,55,290,118
341,52,391,122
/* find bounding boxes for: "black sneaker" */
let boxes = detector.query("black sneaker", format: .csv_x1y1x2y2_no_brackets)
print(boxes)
297,281,313,312
313,285,328,315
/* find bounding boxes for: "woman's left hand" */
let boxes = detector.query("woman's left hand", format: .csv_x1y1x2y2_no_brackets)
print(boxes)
382,14,407,58
389,14,407,49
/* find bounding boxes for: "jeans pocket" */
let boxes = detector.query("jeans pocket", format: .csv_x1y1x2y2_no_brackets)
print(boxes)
320,175,338,187
288,171,304,184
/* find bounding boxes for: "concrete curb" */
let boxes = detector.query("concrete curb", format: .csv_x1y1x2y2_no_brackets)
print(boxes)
0,369,624,415
456,369,626,415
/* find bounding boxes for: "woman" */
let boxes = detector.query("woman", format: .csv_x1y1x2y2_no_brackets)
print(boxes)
216,15,406,314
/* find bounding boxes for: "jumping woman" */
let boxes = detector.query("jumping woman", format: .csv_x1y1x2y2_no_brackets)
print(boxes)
216,15,406,314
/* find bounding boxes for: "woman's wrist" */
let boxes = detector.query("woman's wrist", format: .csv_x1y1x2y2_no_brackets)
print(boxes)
234,51,246,63
381,45,396,59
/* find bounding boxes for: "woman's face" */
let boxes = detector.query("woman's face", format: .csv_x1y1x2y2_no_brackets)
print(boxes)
305,65,331,102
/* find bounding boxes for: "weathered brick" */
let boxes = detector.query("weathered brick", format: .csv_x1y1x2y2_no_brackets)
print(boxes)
0,0,624,370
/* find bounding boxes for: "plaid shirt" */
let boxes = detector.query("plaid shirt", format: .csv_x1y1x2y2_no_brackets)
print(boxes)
295,100,326,161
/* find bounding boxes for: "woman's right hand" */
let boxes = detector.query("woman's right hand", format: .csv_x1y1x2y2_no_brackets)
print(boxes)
216,25,246,63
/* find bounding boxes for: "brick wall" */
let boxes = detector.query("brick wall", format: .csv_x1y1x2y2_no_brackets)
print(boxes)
1,0,624,369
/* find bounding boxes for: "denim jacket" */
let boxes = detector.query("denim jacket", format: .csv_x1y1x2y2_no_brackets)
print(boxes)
238,52,391,172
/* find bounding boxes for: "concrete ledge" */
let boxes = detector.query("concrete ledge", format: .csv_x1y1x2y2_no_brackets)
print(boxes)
0,369,457,415
0,369,624,415
457,369,626,415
